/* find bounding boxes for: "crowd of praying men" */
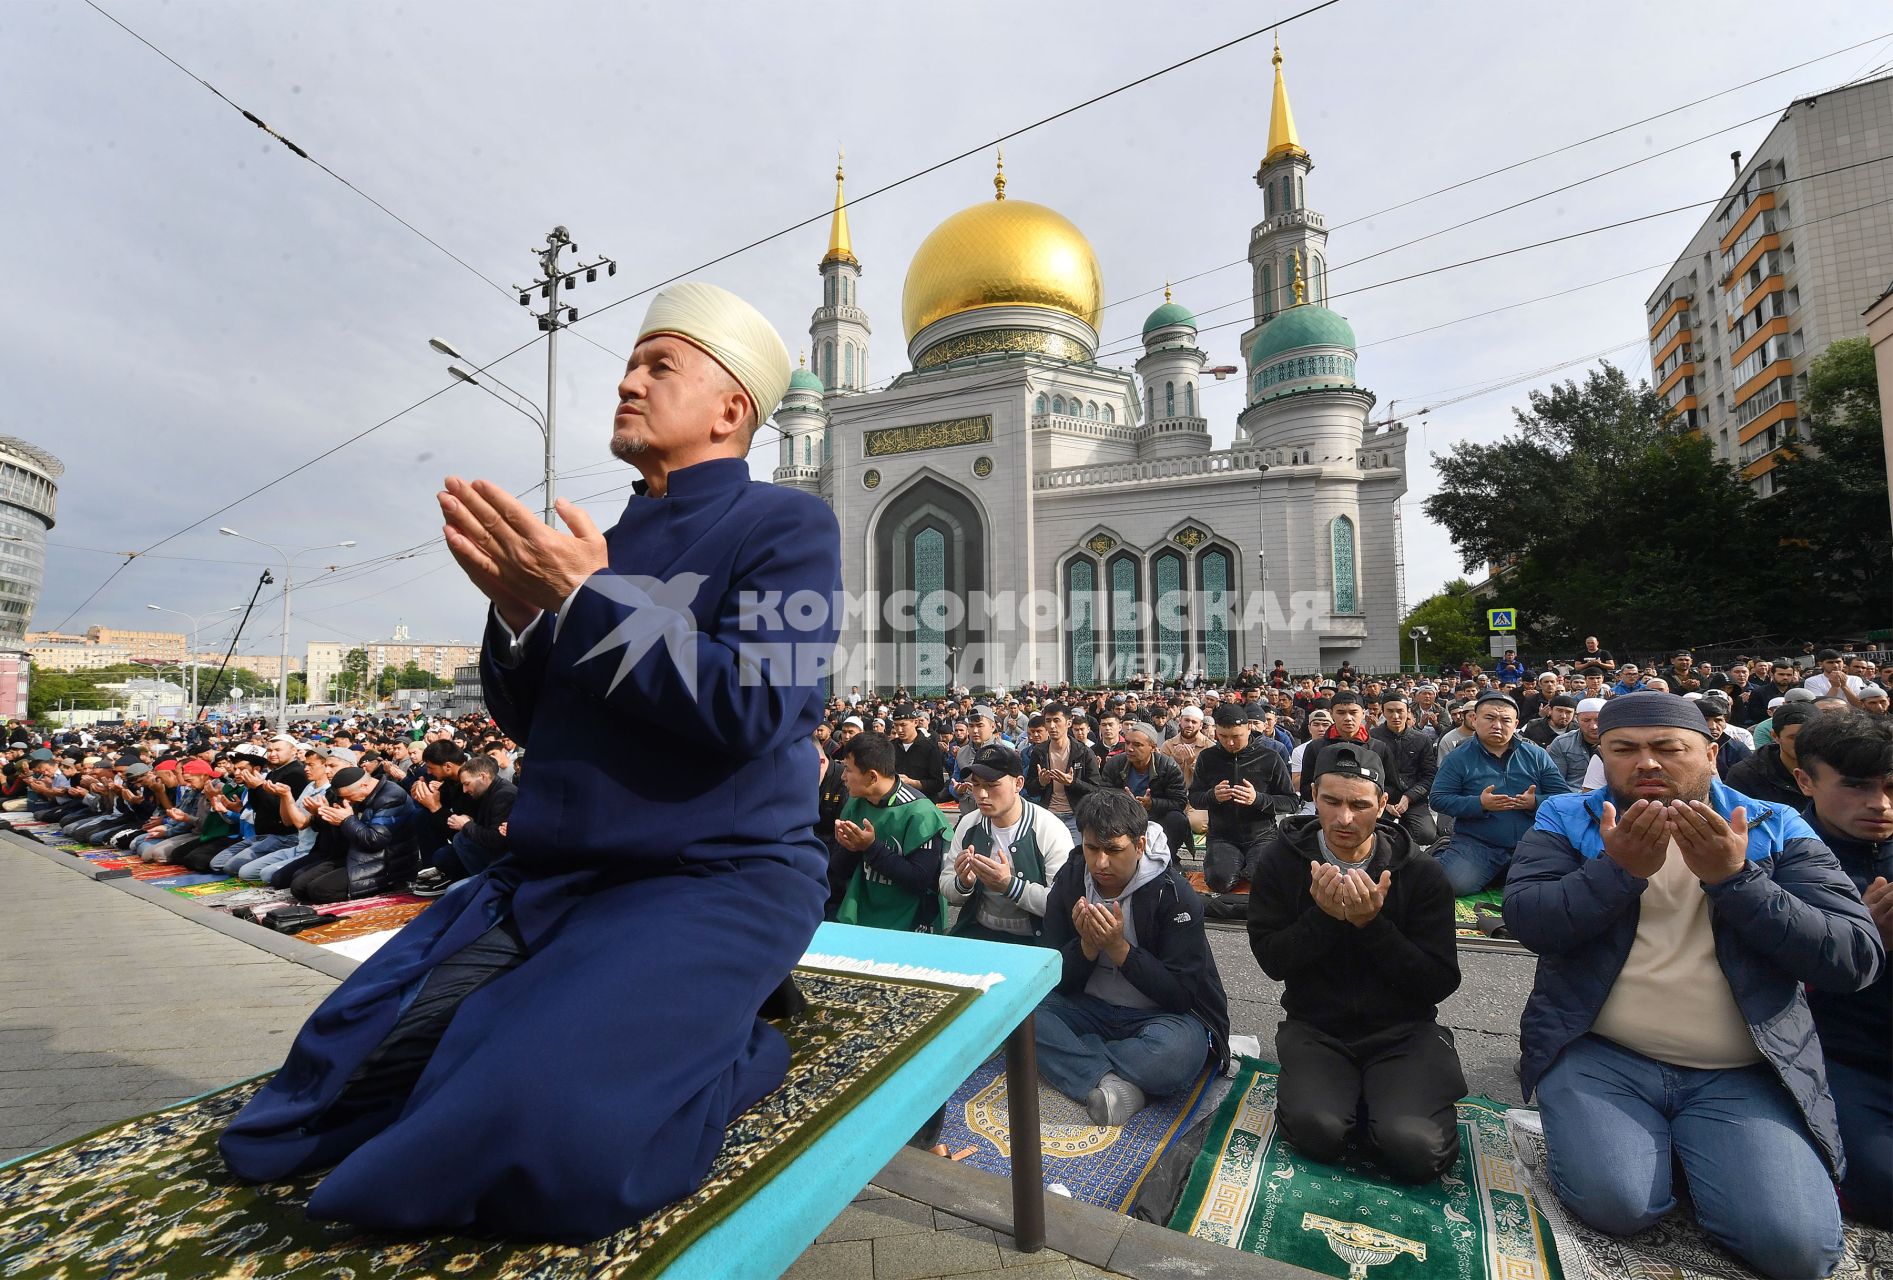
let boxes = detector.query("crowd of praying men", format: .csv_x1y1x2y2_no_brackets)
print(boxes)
814,641,1892,1278
2,637,1887,1275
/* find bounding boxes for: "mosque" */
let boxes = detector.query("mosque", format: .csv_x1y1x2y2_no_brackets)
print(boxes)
769,43,1409,691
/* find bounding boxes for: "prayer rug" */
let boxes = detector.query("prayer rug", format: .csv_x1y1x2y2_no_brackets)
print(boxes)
0,965,982,1279
297,900,432,945
1506,1109,1893,1280
1452,890,1526,954
1169,1058,1562,1280
165,878,249,898
934,1056,1225,1212
206,887,297,915
310,892,427,917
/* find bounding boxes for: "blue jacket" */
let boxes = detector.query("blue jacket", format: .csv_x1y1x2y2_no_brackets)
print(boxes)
1430,734,1570,849
1504,779,1884,1175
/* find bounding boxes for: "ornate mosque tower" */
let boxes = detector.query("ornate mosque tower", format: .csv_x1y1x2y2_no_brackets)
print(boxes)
1239,38,1329,367
809,151,871,394
1134,286,1210,458
770,353,828,494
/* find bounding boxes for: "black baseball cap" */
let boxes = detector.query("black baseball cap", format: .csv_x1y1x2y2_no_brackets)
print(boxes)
965,742,1023,782
1211,702,1250,728
1320,744,1385,789
891,704,920,720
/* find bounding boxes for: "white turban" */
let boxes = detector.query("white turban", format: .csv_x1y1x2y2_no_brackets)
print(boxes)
637,282,791,427
1577,697,1606,715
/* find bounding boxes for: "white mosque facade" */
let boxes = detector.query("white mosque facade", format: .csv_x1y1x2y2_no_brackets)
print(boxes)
771,45,1409,691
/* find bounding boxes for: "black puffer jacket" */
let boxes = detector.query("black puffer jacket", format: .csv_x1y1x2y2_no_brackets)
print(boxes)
1188,741,1297,845
1725,743,1806,813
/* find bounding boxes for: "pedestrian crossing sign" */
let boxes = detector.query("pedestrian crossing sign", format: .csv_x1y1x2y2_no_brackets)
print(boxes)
1487,608,1516,632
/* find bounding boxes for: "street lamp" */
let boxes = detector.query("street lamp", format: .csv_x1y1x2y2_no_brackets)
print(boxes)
431,337,556,525
1408,626,1430,676
218,528,357,730
146,603,241,719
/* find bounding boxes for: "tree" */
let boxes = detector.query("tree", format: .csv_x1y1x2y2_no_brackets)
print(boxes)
1769,338,1891,636
378,661,448,697
340,647,370,702
1422,362,1776,654
1400,579,1488,670
285,672,308,704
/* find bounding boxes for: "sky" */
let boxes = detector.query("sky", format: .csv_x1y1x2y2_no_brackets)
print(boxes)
3,0,1888,667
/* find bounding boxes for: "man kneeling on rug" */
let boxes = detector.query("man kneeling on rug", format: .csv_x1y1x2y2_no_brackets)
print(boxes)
1506,692,1884,1280
1245,744,1465,1183
1037,791,1229,1126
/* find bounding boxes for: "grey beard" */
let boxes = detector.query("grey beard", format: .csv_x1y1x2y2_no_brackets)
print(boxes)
608,434,647,461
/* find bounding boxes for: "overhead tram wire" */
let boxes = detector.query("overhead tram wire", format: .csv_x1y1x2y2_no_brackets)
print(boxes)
50,1,1349,628
564,0,1349,335
1093,31,1893,316
79,0,629,369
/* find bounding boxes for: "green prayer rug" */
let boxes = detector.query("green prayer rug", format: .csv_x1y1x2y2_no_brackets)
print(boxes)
0,966,979,1279
1169,1058,1561,1280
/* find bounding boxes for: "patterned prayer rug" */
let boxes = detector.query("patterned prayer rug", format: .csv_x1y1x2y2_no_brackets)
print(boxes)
310,892,428,916
297,900,432,945
0,965,982,1279
1506,1109,1893,1280
166,878,248,898
934,1056,1225,1212
1169,1058,1561,1280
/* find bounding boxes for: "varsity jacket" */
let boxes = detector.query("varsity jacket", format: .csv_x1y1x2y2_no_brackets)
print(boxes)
939,800,1073,939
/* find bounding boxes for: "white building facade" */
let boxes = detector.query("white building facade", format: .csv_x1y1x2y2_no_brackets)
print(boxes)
773,45,1406,691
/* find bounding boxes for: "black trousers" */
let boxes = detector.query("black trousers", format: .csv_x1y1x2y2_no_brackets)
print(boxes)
1203,834,1269,892
324,917,530,1127
1275,1018,1467,1184
1398,803,1440,849
1154,810,1195,859
290,861,357,905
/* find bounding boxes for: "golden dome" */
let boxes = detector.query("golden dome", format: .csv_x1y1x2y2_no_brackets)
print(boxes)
901,192,1104,343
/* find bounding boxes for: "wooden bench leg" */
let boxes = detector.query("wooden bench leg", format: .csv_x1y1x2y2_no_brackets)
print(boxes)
1004,1013,1045,1253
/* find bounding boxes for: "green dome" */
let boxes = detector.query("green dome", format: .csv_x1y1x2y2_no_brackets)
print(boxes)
787,366,826,395
1142,300,1196,335
1247,305,1357,366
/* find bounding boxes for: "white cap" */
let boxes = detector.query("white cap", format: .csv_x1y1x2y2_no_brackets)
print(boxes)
1178,706,1204,721
1577,698,1606,714
1769,696,1787,711
841,715,864,728
1864,684,1887,699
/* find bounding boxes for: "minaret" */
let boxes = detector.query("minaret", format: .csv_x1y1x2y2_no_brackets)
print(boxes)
772,351,828,495
1135,284,1210,458
810,150,871,394
1239,38,1330,381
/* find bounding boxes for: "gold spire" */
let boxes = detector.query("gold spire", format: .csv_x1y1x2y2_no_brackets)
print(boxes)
1264,35,1309,166
1291,250,1306,305
993,148,1006,202
798,349,807,367
822,147,858,268
1164,281,1173,302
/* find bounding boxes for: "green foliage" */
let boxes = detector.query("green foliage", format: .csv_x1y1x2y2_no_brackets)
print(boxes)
1400,579,1487,669
1769,338,1891,636
377,661,449,696
1422,362,1778,652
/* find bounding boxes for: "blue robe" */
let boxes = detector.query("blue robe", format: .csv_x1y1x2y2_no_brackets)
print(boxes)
221,458,840,1240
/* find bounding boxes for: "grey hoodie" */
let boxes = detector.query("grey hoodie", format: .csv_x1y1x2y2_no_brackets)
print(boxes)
1083,822,1173,1010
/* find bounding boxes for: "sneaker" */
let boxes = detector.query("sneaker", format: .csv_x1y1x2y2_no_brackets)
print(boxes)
1086,1072,1146,1127
409,868,453,898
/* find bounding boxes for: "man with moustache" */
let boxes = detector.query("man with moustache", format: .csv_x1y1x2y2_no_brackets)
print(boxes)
222,283,840,1241
1505,693,1882,1278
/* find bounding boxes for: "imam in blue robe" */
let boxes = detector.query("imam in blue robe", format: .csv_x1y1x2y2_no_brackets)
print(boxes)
220,457,841,1240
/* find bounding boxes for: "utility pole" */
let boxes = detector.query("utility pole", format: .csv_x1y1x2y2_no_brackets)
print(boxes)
518,227,615,524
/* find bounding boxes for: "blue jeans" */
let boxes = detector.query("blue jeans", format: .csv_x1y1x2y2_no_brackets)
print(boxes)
1537,1034,1842,1280
241,841,310,883
1431,831,1513,895
212,832,296,875
1033,989,1207,1104
1829,1057,1891,1228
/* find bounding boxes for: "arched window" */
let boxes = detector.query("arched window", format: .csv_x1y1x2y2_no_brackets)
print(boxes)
1331,515,1358,615
824,276,834,307
821,340,836,388
1052,394,1066,415
1310,255,1322,303
1261,263,1274,318
1065,557,1097,684
1102,403,1115,424
842,276,851,306
913,528,948,694
1035,393,1048,416
843,343,855,389
1151,551,1186,681
822,433,830,462
1263,182,1273,218
1281,176,1293,211
1184,383,1195,416
1253,371,1265,400
802,434,812,465
1165,382,1175,418
779,435,792,468
1108,553,1141,682
1145,386,1154,422
1198,547,1233,682
1085,401,1098,421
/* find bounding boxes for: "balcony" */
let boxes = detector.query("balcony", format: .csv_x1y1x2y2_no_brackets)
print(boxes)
1648,295,1691,340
